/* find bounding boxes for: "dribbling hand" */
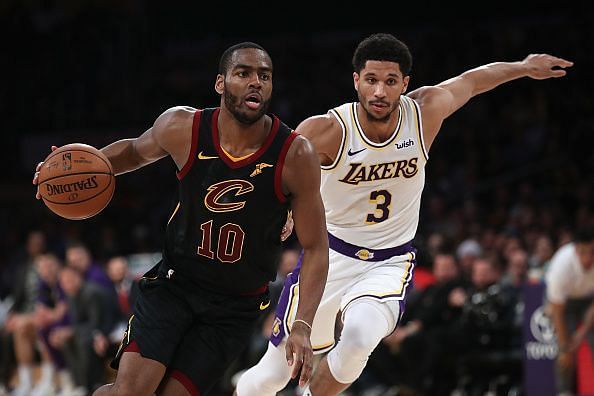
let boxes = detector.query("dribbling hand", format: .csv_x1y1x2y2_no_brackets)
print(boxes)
285,320,313,388
32,145,58,199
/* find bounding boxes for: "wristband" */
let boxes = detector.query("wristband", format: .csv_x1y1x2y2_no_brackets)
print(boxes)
293,319,312,330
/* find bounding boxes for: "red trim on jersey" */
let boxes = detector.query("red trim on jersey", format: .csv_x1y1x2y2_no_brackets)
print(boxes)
211,108,280,169
176,109,202,180
170,370,201,396
239,283,269,296
274,132,299,203
123,340,141,353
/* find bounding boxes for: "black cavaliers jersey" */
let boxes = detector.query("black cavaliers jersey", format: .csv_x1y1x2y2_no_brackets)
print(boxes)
163,107,297,295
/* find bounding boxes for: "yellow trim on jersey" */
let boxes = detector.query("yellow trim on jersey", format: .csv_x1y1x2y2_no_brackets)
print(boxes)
313,340,336,352
283,284,334,352
285,284,299,333
351,102,404,149
221,147,254,162
127,314,134,344
167,202,180,225
410,97,429,162
322,109,348,171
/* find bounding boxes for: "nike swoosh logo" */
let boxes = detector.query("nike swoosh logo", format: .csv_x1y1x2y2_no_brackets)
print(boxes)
347,148,366,156
198,151,218,160
260,300,271,310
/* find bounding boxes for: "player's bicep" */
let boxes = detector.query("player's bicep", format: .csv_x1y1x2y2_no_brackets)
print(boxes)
136,106,195,164
295,115,342,167
132,127,168,163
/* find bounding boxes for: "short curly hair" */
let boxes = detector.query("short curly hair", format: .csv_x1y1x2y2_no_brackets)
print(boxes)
352,33,412,76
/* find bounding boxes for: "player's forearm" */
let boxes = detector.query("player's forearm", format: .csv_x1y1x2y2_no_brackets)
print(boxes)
581,303,594,333
294,246,329,325
460,61,528,96
550,303,570,350
101,139,153,176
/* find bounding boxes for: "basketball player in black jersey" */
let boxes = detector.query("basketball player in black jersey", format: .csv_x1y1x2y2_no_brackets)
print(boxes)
33,42,329,396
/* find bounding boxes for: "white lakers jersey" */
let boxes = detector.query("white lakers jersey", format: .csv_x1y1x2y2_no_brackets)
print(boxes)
321,97,429,249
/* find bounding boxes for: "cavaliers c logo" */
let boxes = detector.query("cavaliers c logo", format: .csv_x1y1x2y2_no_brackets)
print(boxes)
204,179,254,212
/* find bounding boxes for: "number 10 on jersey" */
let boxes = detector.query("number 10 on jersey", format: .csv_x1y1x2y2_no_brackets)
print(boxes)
198,220,246,263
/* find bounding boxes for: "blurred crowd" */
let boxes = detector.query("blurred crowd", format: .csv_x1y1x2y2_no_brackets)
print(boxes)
0,2,593,396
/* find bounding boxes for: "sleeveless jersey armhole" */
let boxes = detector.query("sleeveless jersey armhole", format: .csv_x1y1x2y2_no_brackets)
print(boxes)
176,109,202,180
410,99,429,162
321,109,348,171
274,131,299,203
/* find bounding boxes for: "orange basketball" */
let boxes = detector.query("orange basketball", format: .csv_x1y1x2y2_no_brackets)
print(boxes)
38,143,115,220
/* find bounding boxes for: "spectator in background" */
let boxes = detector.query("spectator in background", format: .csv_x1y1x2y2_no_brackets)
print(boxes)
378,252,465,394
65,242,112,292
34,253,77,396
456,238,482,280
545,227,594,395
1,230,45,396
99,256,137,362
528,235,554,281
454,256,523,394
501,248,529,288
51,265,116,394
65,243,123,361
105,256,136,318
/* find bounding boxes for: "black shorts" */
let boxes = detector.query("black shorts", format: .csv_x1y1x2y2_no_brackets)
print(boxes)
111,261,268,395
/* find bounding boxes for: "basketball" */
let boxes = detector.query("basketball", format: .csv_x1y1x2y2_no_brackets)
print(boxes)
37,143,115,220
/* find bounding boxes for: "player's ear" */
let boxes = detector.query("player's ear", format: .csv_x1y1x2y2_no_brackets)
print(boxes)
353,72,360,92
215,74,225,95
402,75,410,94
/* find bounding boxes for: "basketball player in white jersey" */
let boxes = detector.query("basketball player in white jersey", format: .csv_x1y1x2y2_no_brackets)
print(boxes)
236,33,573,395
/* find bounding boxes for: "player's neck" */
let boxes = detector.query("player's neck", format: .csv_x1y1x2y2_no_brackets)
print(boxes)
356,102,401,144
217,109,272,157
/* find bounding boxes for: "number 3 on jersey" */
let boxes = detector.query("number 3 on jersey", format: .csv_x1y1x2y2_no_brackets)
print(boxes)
197,220,245,263
366,190,392,224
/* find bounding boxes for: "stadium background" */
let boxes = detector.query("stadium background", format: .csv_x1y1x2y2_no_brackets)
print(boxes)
1,2,593,395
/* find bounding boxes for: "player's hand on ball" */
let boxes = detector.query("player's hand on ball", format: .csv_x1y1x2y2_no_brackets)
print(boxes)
285,320,313,388
33,145,58,199
35,143,115,220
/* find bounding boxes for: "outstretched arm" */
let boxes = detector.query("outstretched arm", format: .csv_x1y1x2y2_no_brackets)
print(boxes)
282,135,329,387
409,54,573,149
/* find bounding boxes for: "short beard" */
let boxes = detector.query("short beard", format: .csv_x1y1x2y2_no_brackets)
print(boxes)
224,92,271,125
358,92,399,123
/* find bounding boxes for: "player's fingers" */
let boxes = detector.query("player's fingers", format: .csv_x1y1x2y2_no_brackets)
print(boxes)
36,161,43,172
551,69,567,78
285,341,294,367
36,188,41,200
33,172,38,185
281,227,289,241
51,145,58,151
555,58,573,68
298,348,313,387
291,349,303,380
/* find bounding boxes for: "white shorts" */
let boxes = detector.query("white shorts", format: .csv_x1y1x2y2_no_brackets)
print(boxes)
270,242,416,354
